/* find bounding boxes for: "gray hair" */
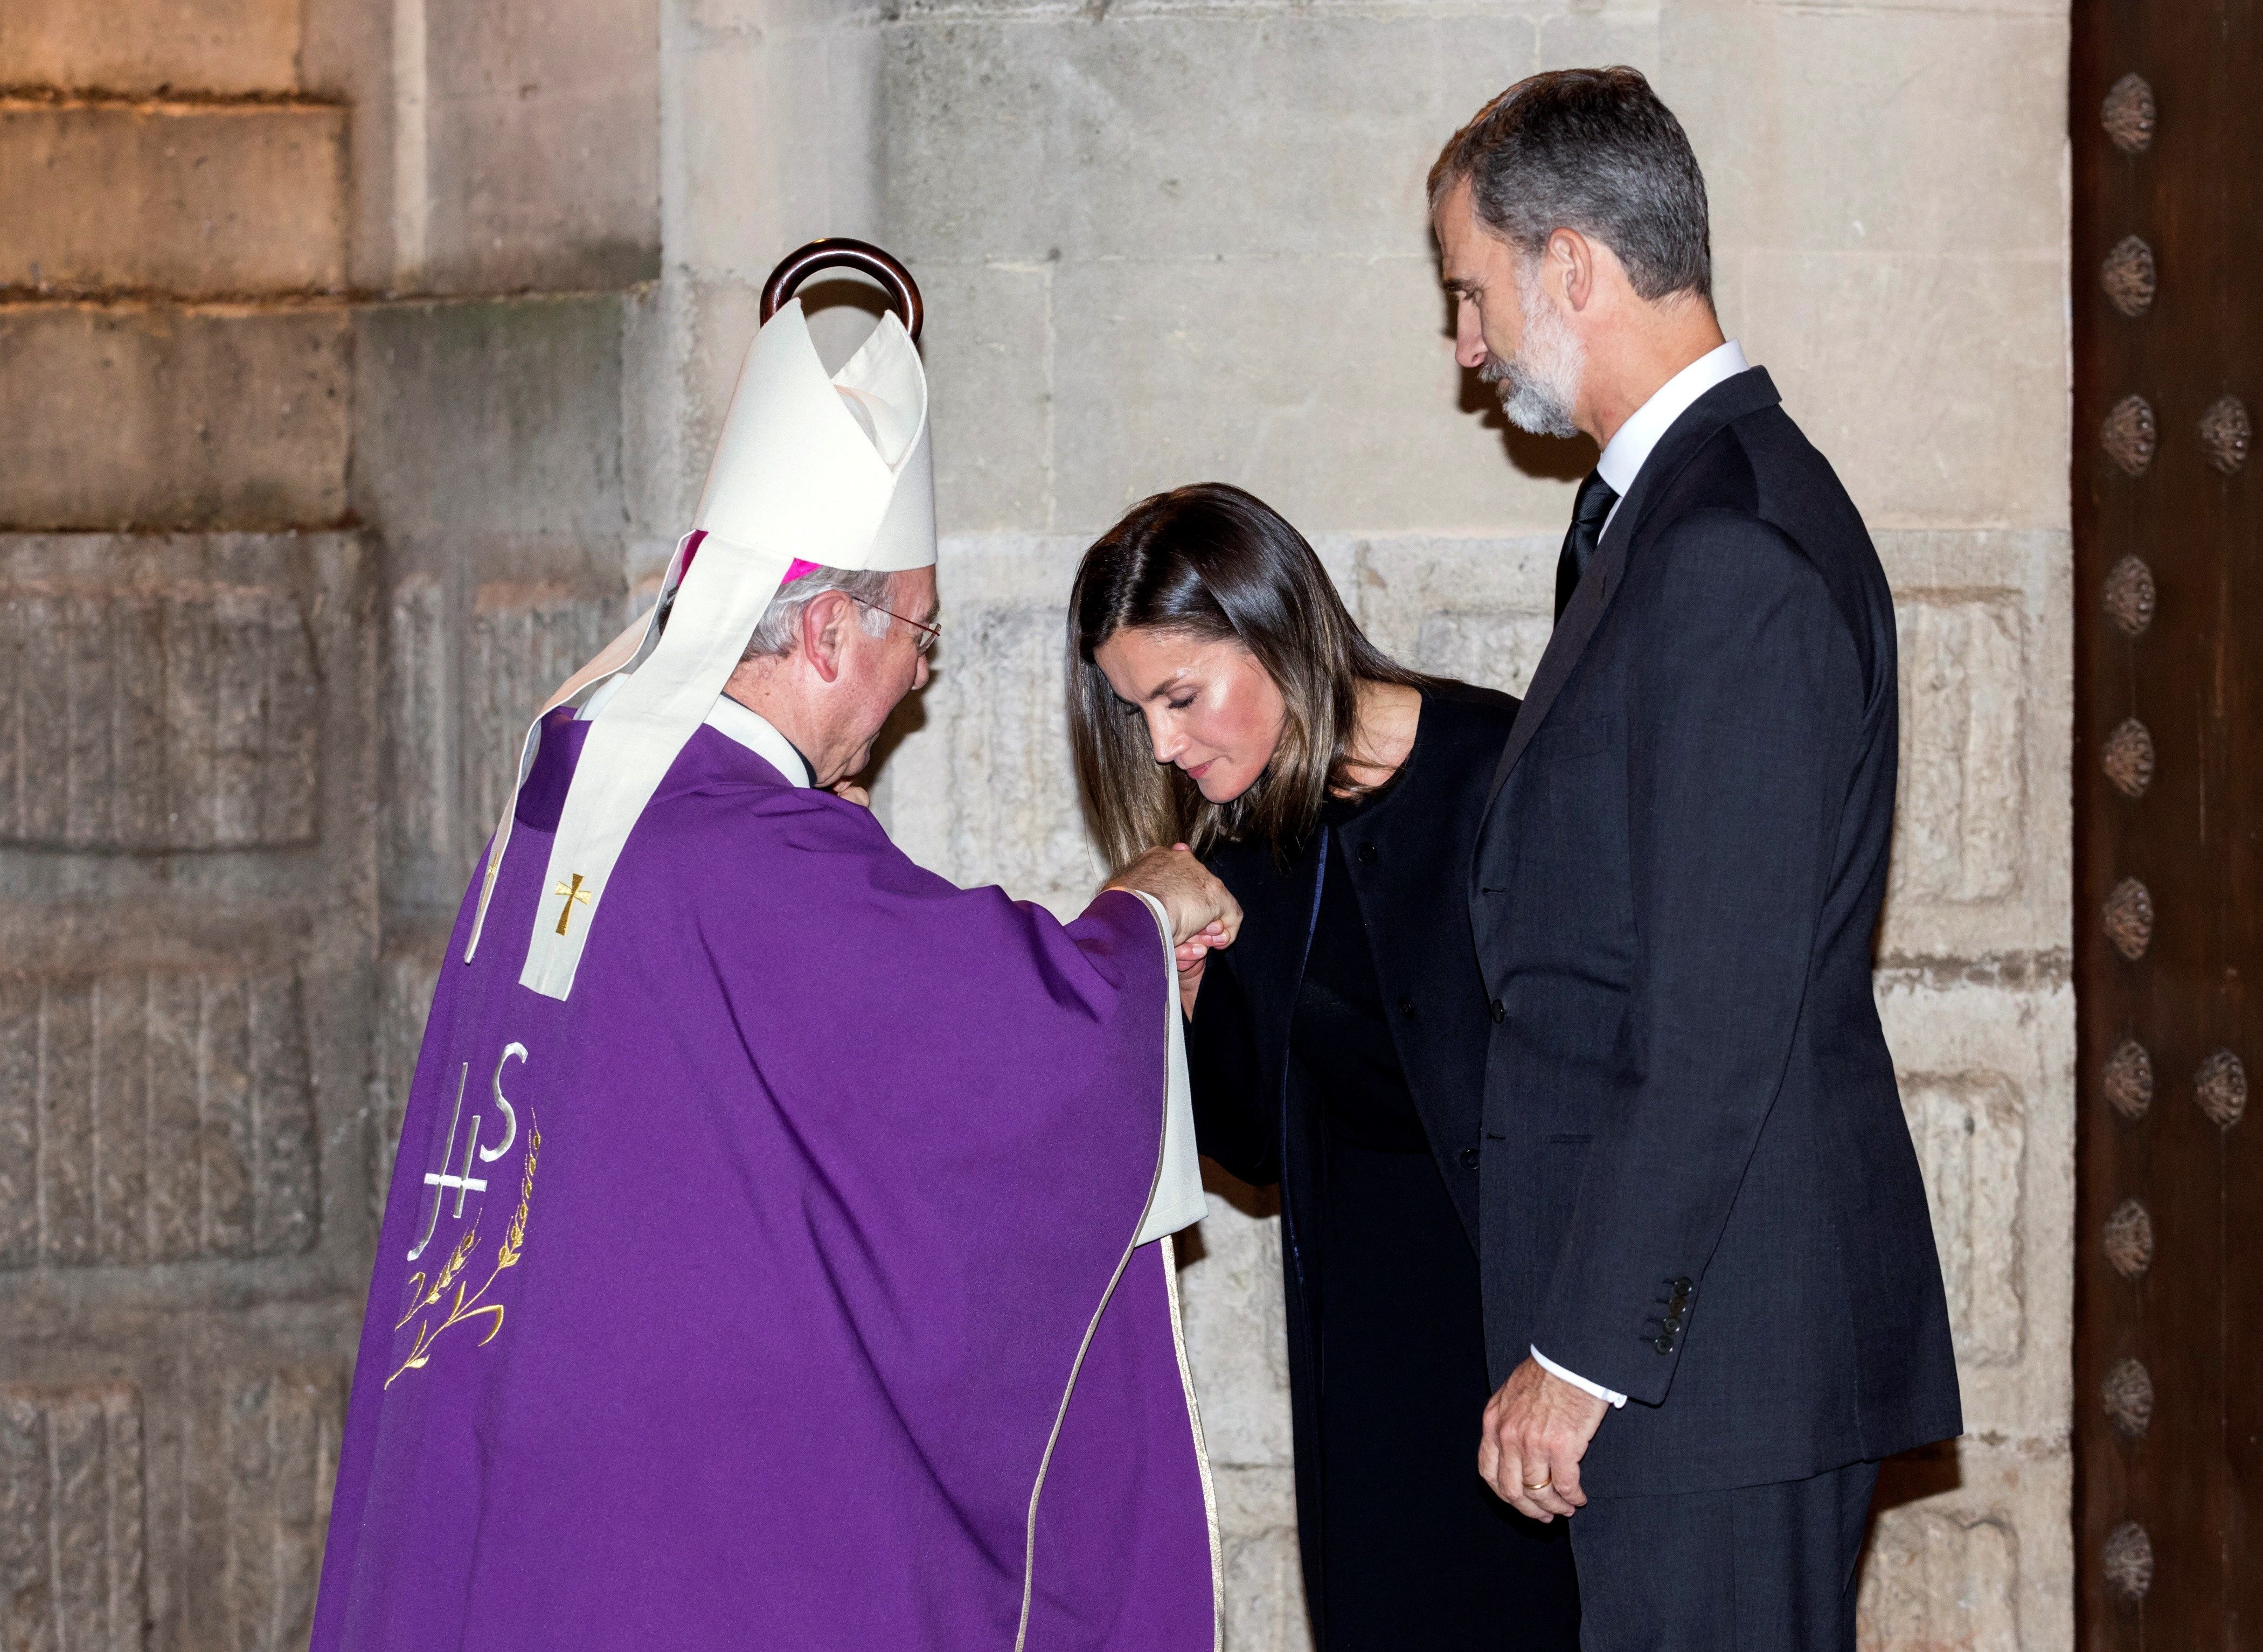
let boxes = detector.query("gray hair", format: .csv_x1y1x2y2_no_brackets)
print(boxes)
1429,67,1712,304
740,565,896,662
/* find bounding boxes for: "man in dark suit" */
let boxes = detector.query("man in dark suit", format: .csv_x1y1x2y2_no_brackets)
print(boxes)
1431,68,1962,1647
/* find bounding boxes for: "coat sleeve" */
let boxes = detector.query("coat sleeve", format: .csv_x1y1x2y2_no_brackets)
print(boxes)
1184,946,1278,1185
1530,508,1862,1405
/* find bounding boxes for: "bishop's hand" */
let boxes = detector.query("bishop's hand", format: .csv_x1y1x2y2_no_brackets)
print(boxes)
1106,844,1242,952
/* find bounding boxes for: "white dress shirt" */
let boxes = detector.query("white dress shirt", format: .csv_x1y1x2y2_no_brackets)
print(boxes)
1528,337,1752,1413
1594,338,1750,540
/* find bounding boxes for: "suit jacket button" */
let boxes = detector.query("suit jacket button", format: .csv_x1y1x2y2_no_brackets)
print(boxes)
1458,1146,1481,1169
1653,1337,1675,1355
1398,997,1417,1019
1489,997,1506,1024
1357,842,1379,865
1674,1277,1693,1292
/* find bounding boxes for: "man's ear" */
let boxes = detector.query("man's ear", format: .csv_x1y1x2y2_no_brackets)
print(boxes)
1551,228,1595,314
801,591,851,685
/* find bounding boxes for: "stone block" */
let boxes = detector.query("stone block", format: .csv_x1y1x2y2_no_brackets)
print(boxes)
1855,1436,2072,1652
1893,592,2025,906
0,102,346,296
1873,531,2072,962
1899,1071,2024,1366
183,1365,342,1651
0,304,349,530
675,21,881,283
1659,0,2066,260
881,13,1535,266
413,0,660,293
0,967,318,1269
369,937,446,1226
0,0,301,95
1211,1463,1310,1652
0,535,323,851
1537,0,1665,81
919,261,1057,532
0,1383,146,1651
0,1310,359,1652
1178,1183,1293,1468
1875,972,2074,1443
1858,1501,2022,1650
387,577,455,882
1728,250,2066,530
1051,255,1573,536
1351,534,1558,697
352,296,630,542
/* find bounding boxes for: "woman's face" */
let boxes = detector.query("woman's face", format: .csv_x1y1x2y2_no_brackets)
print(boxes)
1092,627,1287,804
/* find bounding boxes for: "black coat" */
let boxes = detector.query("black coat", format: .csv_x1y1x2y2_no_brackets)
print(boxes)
1469,366,1963,1497
1186,682,1521,1625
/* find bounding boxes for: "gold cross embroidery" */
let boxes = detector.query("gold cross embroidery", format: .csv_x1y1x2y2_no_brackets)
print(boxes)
552,873,593,936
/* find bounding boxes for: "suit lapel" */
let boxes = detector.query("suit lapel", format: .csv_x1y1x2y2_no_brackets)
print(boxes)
1484,369,1783,807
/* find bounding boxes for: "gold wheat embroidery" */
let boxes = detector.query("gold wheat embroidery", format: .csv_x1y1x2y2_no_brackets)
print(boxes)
386,1115,542,1389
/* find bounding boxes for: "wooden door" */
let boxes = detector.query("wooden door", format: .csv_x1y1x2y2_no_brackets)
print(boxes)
2072,0,2260,1642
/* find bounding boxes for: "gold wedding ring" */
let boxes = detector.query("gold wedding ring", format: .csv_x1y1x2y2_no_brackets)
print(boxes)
1525,1476,1552,1491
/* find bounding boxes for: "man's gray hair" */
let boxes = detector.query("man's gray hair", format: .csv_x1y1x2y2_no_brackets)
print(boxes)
740,565,896,662
1429,66,1712,304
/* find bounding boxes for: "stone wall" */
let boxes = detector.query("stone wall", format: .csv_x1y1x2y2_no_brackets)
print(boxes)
0,0,653,1644
0,0,2071,1645
840,0,2074,1643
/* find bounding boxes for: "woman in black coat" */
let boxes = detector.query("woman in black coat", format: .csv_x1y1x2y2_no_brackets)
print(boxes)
1068,483,1579,1651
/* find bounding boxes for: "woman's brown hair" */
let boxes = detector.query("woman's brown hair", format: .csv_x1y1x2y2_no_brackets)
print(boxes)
1068,483,1426,870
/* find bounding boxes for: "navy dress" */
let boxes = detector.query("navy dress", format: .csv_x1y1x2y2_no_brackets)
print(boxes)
1189,684,1579,1650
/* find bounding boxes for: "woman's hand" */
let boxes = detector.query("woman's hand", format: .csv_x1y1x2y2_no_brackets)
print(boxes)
831,779,872,809
1175,922,1226,1017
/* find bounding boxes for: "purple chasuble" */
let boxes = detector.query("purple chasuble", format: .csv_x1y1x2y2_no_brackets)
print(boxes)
311,711,1219,1650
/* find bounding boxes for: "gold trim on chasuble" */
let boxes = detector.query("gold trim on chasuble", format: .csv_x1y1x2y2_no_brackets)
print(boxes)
1161,1228,1226,1639
388,1113,543,1389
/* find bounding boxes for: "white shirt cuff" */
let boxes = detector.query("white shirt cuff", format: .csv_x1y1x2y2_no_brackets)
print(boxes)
1531,1344,1627,1408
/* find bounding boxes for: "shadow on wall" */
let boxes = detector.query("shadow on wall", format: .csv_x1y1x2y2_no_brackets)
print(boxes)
1171,1160,1285,1273
1460,365,1600,484
1434,283,1600,483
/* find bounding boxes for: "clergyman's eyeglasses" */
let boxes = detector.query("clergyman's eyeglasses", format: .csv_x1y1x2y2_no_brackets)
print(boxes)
853,598,942,656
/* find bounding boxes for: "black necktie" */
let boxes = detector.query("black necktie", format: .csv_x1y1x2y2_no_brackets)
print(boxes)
1554,469,1620,623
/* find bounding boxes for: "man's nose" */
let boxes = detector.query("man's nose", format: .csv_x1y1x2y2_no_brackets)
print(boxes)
1454,301,1489,371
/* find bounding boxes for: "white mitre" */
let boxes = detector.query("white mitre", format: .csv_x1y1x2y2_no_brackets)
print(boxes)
464,297,936,999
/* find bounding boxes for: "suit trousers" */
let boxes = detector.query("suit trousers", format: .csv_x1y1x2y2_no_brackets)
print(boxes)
1565,1461,1880,1652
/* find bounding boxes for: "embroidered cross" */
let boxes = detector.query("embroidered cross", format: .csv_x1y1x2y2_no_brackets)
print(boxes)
406,1064,489,1261
552,873,593,936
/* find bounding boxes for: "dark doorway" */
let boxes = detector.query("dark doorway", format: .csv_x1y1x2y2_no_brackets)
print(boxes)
2072,0,2260,1643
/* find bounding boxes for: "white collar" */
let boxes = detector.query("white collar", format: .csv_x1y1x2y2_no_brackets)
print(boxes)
703,696,813,787
578,675,810,788
1595,339,1751,499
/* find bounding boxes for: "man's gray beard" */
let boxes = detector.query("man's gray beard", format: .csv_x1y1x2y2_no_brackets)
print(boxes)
1478,273,1585,439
